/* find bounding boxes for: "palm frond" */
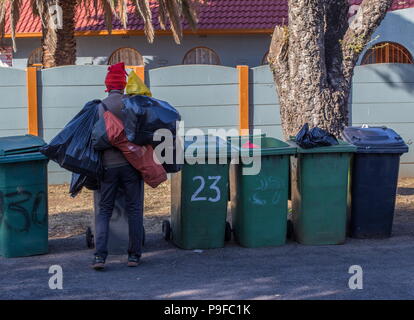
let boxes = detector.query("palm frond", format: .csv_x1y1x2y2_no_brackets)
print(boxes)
31,0,45,24
0,0,203,53
101,0,119,34
158,0,202,44
100,0,116,34
108,0,202,44
118,0,128,29
133,0,154,43
10,0,22,51
180,0,199,31
157,0,167,30
164,0,183,44
0,0,8,40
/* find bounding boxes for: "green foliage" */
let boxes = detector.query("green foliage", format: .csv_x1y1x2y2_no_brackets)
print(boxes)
340,34,380,59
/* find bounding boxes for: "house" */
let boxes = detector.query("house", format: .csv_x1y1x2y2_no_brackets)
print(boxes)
0,0,413,69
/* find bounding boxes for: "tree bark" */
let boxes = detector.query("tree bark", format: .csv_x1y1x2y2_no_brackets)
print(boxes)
41,0,77,68
268,0,393,138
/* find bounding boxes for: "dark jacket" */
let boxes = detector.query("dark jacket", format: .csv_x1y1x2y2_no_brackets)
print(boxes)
99,90,129,168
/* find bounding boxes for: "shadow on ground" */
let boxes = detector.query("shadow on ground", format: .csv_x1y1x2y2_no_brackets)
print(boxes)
2,179,414,300
1,228,414,300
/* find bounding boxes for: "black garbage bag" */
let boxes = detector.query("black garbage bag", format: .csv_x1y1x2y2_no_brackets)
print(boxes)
91,106,112,151
69,173,99,198
153,136,183,173
295,123,339,149
162,147,183,173
122,95,181,146
40,100,97,165
40,100,103,178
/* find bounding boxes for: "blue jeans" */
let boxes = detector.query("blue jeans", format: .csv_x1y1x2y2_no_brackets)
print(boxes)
94,165,144,260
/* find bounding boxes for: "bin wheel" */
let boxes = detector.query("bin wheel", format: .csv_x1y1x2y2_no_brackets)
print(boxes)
162,220,171,241
225,222,232,242
86,227,95,249
142,227,146,246
287,220,294,240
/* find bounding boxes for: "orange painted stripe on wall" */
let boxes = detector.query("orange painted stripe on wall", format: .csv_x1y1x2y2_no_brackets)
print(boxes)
26,67,39,136
3,29,274,39
237,65,250,135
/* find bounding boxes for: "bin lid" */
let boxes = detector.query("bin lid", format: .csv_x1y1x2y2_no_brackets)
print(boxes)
0,135,46,156
228,136,296,156
289,139,357,154
0,135,47,163
342,126,409,154
184,135,238,160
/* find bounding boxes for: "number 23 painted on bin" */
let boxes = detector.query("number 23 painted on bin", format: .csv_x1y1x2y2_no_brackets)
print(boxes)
191,176,222,203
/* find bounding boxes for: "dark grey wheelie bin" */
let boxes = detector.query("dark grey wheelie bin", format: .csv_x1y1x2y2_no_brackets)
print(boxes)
87,184,146,254
343,126,409,238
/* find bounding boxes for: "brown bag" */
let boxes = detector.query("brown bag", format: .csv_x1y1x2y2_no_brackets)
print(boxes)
102,103,167,188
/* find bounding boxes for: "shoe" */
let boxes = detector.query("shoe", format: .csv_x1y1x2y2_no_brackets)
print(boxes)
91,256,105,270
127,254,141,267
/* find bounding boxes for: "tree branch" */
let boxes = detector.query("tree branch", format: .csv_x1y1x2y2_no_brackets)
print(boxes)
268,25,289,91
341,0,393,84
323,0,349,89
287,0,328,90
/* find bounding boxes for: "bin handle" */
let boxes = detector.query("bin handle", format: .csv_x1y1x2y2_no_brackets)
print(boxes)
361,124,387,130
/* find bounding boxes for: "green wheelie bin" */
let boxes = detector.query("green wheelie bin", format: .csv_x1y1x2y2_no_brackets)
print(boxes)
0,135,49,258
229,136,296,247
289,140,356,245
164,135,235,249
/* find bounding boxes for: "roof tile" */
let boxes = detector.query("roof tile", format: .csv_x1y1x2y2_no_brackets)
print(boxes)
4,0,414,34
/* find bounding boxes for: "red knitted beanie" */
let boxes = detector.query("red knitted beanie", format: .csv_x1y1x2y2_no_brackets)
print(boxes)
105,62,127,92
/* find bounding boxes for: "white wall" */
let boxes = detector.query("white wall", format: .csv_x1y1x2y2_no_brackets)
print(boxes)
358,7,414,63
10,34,271,69
9,8,414,69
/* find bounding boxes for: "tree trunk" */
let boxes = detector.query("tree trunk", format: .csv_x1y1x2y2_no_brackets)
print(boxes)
268,0,393,138
41,0,77,68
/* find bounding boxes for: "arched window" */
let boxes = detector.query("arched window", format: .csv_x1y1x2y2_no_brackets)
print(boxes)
27,47,43,68
108,47,144,66
262,51,269,65
361,42,413,65
182,47,221,65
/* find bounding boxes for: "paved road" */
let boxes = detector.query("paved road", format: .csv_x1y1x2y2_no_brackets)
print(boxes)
1,225,414,300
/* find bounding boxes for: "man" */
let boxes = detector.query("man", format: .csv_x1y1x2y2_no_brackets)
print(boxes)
92,62,144,270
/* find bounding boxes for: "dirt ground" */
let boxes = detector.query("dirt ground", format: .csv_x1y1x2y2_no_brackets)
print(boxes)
48,178,414,239
394,178,414,230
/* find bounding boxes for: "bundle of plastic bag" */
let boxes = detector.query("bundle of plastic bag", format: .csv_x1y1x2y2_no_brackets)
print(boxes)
40,100,103,179
153,140,183,174
104,103,167,188
122,95,181,147
126,70,152,97
295,123,339,149
69,174,99,198
91,108,112,151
